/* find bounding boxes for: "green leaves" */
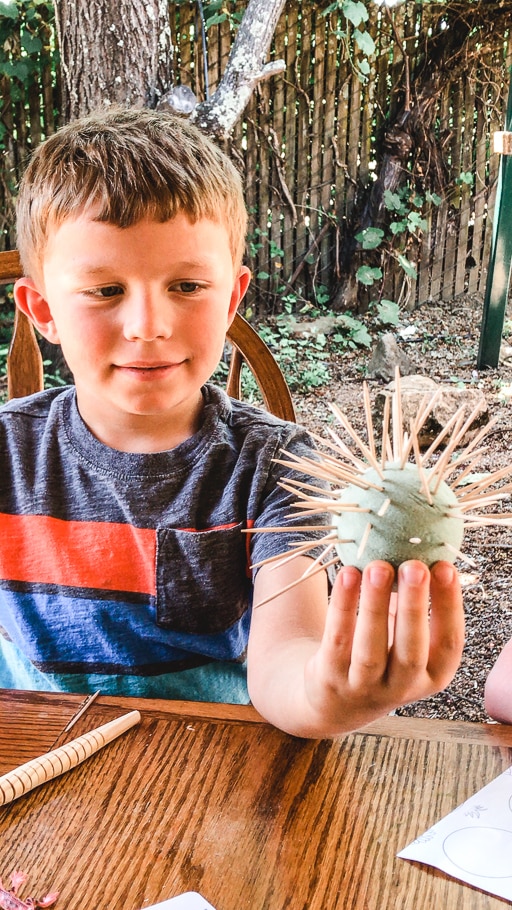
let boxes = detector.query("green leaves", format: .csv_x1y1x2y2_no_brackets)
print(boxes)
355,226,384,250
383,189,403,212
20,28,42,54
356,265,382,286
336,313,372,347
354,28,375,56
323,0,368,27
342,0,369,28
397,253,417,279
0,2,19,20
354,172,442,302
322,0,375,83
374,299,400,326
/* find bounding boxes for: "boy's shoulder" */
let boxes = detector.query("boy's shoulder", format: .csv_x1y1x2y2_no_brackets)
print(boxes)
208,382,306,445
0,386,71,420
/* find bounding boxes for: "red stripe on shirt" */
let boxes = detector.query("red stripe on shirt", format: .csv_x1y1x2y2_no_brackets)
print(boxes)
0,513,156,594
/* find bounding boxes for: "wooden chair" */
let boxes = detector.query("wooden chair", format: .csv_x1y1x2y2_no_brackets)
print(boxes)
0,249,295,421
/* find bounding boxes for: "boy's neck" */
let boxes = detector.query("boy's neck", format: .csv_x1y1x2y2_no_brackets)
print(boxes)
75,389,206,454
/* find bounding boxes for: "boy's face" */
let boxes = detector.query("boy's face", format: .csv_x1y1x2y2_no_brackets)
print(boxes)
15,214,250,452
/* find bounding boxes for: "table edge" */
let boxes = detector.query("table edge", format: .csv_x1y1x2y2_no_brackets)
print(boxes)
2,689,512,748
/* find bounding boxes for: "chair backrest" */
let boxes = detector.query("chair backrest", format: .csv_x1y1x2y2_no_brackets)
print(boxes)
0,250,295,421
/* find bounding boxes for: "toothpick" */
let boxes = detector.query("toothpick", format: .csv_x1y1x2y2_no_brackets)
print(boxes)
381,394,391,470
241,525,337,533
455,464,512,498
412,430,433,505
254,556,340,608
310,427,365,467
450,453,492,489
278,477,335,498
329,403,383,474
442,445,491,482
357,522,372,559
251,533,337,570
377,497,391,517
428,410,467,493
442,542,477,566
49,689,101,750
420,405,466,466
463,515,512,526
456,491,508,508
391,368,403,462
363,381,377,466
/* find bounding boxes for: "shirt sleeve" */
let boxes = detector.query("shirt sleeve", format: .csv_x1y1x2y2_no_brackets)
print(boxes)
248,423,336,578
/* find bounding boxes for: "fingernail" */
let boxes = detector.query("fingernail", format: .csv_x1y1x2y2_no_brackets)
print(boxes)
399,561,428,586
368,563,393,586
340,566,360,589
431,561,456,585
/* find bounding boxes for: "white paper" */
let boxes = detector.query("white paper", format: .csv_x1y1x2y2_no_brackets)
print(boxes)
140,893,217,910
398,765,512,901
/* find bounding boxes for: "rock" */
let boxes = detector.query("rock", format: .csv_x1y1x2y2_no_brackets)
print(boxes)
288,315,341,337
367,333,413,382
374,374,489,448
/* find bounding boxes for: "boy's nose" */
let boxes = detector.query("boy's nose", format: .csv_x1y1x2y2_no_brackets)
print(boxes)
123,291,172,342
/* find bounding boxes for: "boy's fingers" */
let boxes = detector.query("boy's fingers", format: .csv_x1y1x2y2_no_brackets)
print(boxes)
348,560,395,685
319,566,362,673
427,560,465,687
389,560,431,683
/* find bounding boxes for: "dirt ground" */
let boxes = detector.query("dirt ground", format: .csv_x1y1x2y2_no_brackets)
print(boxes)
291,292,512,723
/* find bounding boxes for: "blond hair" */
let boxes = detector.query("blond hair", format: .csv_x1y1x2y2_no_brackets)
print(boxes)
16,107,248,278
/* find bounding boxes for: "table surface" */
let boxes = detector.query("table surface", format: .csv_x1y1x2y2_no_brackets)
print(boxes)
1,690,512,910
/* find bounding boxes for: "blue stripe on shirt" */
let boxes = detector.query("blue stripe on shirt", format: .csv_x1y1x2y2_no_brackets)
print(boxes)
0,588,251,673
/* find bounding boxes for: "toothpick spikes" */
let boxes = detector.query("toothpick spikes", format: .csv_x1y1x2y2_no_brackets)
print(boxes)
253,369,512,597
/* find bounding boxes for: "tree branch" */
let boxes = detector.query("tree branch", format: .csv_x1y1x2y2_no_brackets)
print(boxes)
191,0,287,140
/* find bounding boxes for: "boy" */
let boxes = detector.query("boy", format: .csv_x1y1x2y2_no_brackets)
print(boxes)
0,108,464,738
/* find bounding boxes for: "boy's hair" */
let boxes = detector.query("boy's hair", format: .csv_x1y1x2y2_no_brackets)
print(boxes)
16,107,248,279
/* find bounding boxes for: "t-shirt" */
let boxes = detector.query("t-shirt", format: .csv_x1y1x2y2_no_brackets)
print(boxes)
0,383,328,703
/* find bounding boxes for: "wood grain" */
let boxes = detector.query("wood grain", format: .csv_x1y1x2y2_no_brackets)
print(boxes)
0,691,511,909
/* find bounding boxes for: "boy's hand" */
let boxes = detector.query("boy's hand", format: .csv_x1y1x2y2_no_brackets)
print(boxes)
304,560,463,733
248,558,464,738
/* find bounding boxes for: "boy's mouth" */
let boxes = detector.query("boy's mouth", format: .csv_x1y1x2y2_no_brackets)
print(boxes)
116,361,182,379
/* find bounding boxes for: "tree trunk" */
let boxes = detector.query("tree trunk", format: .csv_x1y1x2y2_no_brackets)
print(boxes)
54,0,174,119
55,0,286,139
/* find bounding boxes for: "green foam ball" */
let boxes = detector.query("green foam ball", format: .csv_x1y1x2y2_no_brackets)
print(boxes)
334,461,464,571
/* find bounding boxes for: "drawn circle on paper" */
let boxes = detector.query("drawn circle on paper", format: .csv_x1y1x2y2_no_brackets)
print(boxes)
443,827,512,878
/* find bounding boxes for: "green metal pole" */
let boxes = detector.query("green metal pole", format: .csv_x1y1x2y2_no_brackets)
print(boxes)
477,74,512,369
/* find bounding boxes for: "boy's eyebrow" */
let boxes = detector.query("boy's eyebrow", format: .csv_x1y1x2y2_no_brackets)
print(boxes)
68,257,221,278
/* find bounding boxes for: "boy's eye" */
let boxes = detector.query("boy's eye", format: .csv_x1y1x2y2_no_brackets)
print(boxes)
84,285,123,298
95,285,123,298
173,281,201,294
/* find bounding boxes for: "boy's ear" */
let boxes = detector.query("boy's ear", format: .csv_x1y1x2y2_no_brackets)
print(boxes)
227,266,252,327
13,277,60,345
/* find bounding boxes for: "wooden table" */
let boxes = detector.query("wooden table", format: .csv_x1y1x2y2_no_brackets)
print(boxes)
1,690,512,910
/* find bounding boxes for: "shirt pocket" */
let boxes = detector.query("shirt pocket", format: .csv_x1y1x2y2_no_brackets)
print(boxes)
156,523,250,634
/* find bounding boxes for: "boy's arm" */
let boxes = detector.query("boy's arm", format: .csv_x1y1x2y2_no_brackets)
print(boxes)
484,638,512,724
247,556,464,738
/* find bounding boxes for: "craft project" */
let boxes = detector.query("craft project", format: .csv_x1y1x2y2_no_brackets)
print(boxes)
141,895,216,910
252,372,512,602
398,764,512,901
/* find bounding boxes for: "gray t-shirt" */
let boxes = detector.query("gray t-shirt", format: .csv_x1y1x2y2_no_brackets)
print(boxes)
0,383,329,703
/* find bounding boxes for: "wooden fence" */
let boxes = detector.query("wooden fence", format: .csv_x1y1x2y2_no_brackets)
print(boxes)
1,0,511,315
